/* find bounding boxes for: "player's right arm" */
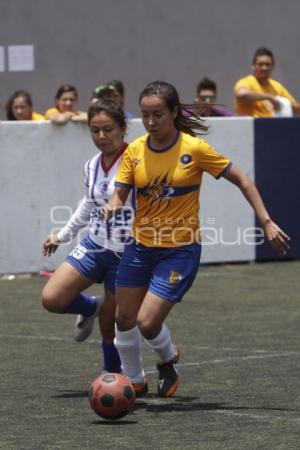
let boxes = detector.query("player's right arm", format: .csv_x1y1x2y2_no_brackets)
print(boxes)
101,187,131,221
42,234,61,256
234,86,281,111
42,196,92,256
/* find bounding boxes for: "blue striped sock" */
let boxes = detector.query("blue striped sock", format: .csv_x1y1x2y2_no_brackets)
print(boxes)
60,294,97,317
102,340,122,373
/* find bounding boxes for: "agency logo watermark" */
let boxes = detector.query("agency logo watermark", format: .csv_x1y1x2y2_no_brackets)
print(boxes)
48,205,265,251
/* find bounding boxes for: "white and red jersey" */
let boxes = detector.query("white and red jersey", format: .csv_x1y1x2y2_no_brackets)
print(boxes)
57,144,135,253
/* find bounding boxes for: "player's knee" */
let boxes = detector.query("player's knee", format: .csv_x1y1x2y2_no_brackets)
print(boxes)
115,310,136,331
137,317,158,340
41,288,61,313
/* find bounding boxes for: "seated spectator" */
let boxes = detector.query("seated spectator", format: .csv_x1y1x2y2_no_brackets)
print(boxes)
91,84,118,104
234,47,300,117
91,80,134,119
6,90,45,121
194,78,232,116
106,79,134,119
45,85,86,124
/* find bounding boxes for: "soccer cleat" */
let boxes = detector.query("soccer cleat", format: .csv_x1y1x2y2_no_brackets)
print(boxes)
132,379,148,398
156,348,179,398
74,295,104,342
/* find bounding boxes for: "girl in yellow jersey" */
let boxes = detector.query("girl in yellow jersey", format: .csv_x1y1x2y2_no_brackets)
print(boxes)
45,84,86,124
102,81,290,398
6,90,45,121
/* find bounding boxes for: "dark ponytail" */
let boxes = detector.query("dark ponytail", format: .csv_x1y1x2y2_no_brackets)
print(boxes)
139,81,208,136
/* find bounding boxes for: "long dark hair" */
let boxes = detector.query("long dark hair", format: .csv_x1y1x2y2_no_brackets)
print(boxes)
6,90,33,120
87,100,126,129
139,81,208,136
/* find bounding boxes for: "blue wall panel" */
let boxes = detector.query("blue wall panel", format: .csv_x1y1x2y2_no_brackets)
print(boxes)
254,118,300,261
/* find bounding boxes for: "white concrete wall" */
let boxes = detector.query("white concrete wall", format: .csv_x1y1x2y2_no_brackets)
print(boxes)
201,118,255,263
0,118,255,273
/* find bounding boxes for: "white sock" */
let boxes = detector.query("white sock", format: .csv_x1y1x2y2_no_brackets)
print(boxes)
145,323,176,363
114,325,145,383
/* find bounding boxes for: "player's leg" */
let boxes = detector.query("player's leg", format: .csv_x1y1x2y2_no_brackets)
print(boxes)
137,293,179,397
41,235,106,340
41,261,97,314
98,286,121,373
113,240,153,395
139,243,202,397
114,286,148,395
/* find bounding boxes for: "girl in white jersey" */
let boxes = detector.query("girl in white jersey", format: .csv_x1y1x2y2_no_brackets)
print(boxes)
41,101,134,374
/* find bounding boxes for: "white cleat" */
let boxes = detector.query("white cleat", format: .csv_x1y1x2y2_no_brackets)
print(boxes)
73,295,104,342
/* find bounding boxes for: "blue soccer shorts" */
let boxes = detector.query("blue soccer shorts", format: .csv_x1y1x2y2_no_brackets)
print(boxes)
66,234,122,294
116,240,201,302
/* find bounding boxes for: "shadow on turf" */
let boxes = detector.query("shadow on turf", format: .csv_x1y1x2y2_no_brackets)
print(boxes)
52,391,295,415
135,395,292,413
52,390,138,424
52,390,89,399
91,419,137,425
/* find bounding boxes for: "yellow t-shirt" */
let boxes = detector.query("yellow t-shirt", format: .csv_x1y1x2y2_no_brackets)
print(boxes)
234,75,296,117
115,132,231,247
32,112,45,121
44,107,83,119
44,107,59,119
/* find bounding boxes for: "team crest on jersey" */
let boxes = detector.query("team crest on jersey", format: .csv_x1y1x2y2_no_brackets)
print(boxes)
98,181,110,194
169,271,183,285
180,154,192,164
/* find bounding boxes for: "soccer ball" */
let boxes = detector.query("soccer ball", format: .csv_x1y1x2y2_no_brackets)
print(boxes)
89,373,136,420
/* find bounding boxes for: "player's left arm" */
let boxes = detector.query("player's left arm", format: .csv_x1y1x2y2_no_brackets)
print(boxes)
223,164,290,255
101,146,134,221
279,85,300,115
290,100,300,116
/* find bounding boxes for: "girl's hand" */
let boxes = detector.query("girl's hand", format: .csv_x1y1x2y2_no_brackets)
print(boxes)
100,203,114,222
42,234,61,256
263,220,290,255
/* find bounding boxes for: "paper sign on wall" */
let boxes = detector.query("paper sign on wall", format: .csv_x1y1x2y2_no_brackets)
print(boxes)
8,45,34,71
0,46,4,72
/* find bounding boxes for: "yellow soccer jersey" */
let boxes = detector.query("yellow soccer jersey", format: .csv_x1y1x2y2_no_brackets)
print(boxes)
44,107,83,119
115,132,231,248
44,107,59,119
234,75,296,117
32,112,45,121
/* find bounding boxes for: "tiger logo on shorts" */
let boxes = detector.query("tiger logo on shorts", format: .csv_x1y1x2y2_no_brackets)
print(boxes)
169,271,183,284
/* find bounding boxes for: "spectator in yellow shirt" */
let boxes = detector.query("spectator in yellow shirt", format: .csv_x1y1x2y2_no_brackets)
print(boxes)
45,85,86,124
234,47,300,117
6,90,45,121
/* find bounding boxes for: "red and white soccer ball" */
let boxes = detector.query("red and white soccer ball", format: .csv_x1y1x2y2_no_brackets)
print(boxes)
89,373,136,420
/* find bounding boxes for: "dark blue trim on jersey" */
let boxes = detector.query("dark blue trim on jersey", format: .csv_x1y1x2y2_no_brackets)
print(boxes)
137,184,199,197
114,181,133,189
216,162,233,179
90,154,101,200
147,130,180,153
130,185,136,210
